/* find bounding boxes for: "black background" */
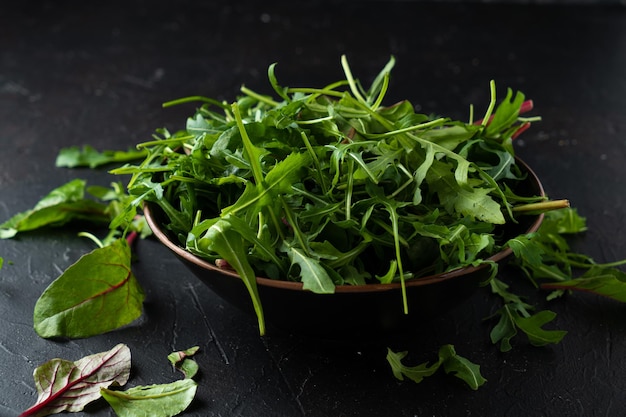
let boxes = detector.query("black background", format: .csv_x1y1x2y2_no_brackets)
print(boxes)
1,1,626,416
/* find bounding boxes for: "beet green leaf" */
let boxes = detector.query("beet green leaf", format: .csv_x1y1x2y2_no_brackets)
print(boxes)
33,238,144,338
19,344,131,417
0,179,108,239
101,379,197,417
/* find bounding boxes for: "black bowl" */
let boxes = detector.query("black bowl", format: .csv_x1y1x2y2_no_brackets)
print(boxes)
143,158,545,339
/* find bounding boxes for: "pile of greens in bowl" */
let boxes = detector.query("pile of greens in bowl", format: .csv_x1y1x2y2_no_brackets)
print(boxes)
112,56,556,334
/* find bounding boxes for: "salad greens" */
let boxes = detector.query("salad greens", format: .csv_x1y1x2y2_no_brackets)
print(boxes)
110,55,550,335
20,344,199,417
2,56,626,395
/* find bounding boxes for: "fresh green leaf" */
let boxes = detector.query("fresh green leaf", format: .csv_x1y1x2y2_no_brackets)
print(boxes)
196,218,265,335
282,242,335,293
101,379,197,417
542,266,626,302
506,234,544,268
387,345,486,390
33,238,145,338
513,309,567,347
0,179,108,238
168,346,200,379
438,344,487,390
489,304,518,352
386,349,440,384
484,88,526,139
490,304,566,351
56,145,148,168
19,344,131,417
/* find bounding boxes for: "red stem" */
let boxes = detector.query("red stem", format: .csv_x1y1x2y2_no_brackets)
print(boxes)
511,122,532,140
126,230,138,247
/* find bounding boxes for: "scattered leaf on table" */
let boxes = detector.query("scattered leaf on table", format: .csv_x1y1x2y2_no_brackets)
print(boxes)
33,238,145,338
101,379,197,417
387,344,486,390
168,346,200,379
0,179,108,239
19,343,131,417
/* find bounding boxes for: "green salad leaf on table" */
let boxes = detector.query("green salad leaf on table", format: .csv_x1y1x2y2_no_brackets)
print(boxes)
2,56,626,399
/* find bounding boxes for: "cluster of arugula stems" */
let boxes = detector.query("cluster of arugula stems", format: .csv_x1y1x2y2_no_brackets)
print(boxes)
2,56,626,402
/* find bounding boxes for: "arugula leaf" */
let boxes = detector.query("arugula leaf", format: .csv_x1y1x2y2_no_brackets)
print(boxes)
489,302,566,352
0,179,108,239
282,242,335,293
33,238,145,338
194,218,266,335
56,145,148,168
386,349,440,384
426,161,505,224
508,208,626,300
514,309,568,347
19,344,131,417
101,379,197,417
484,88,526,139
438,344,487,390
387,345,486,390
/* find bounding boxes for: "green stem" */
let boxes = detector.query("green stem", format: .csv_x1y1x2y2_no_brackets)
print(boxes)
481,80,497,128
512,200,570,213
231,102,265,186
162,95,229,109
240,86,281,107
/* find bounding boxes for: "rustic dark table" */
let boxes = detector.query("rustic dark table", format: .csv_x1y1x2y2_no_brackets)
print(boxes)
2,1,626,416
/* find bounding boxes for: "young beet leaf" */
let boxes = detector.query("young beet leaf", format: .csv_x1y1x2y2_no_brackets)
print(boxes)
19,344,131,417
0,179,108,239
101,379,197,417
33,238,144,339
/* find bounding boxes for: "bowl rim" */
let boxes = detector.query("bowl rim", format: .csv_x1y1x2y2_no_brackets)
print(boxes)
143,157,545,294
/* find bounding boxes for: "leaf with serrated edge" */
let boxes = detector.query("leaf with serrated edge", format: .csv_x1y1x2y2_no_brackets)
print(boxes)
439,344,487,390
19,344,131,417
283,244,335,293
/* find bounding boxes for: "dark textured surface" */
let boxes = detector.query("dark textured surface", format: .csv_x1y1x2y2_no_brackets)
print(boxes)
1,1,626,416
